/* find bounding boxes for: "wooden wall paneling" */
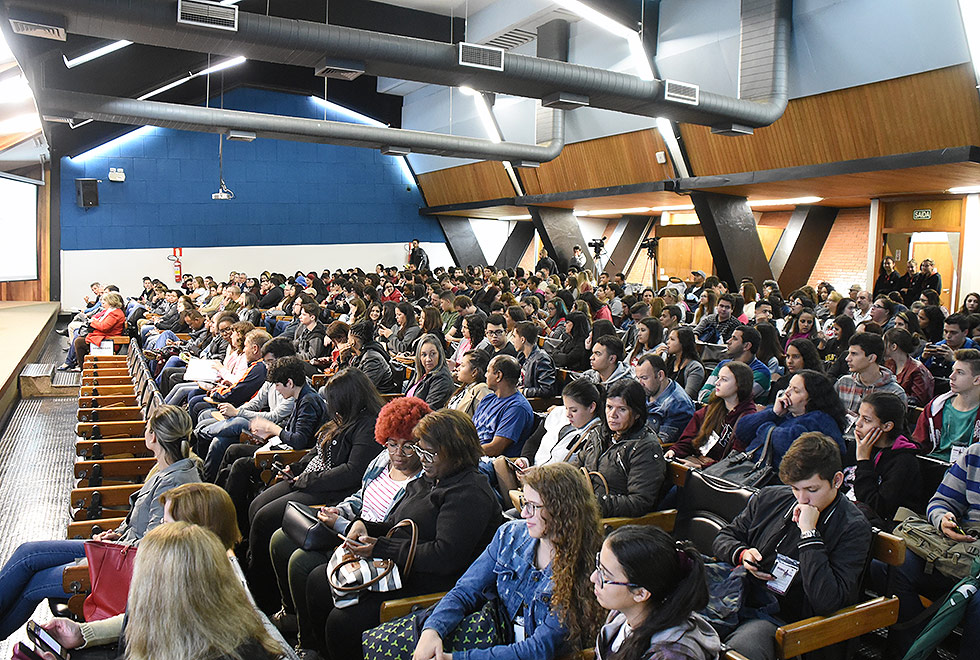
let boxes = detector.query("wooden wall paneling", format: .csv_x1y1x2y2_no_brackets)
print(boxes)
681,64,980,177
416,161,516,207
882,199,964,232
518,129,674,196
758,226,785,260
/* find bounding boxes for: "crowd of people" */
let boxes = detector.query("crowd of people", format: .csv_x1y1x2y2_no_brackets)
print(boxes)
7,248,980,660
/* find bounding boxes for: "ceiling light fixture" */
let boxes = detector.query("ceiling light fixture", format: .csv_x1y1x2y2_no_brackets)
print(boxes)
948,185,980,194
0,112,41,134
0,74,33,104
63,39,132,69
748,196,823,207
649,204,695,212
460,86,502,143
137,56,245,101
958,0,980,83
498,214,533,221
574,206,652,216
554,0,654,81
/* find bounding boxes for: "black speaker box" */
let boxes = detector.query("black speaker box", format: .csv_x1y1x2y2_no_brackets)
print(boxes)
75,178,99,208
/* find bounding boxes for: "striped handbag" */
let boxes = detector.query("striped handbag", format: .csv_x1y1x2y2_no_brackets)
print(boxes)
327,519,418,608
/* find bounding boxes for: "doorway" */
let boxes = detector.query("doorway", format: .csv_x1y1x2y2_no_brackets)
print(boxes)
883,232,959,309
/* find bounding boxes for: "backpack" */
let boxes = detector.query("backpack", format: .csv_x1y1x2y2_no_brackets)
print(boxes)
893,507,980,580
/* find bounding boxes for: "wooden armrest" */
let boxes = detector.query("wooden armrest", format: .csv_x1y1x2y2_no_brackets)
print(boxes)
668,461,689,489
602,509,677,533
76,438,151,459
74,457,156,481
871,531,906,566
528,396,562,413
379,592,446,623
509,489,522,511
67,517,126,539
380,393,403,401
175,333,191,340
111,336,131,344
77,406,143,422
63,561,90,593
774,596,898,658
72,484,141,509
254,449,308,468
723,650,753,660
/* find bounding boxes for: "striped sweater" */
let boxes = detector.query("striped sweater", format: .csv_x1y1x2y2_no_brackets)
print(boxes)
927,442,980,528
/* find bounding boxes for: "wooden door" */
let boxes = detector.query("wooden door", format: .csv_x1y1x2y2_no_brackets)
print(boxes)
911,241,954,309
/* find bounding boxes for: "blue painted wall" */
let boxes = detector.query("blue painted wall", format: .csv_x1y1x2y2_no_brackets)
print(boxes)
60,87,438,251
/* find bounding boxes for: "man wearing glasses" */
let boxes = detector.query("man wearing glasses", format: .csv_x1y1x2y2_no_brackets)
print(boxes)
481,314,518,361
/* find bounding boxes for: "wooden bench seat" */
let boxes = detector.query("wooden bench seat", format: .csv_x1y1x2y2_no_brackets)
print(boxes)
80,384,137,397
78,394,139,408
74,457,156,486
76,438,150,460
77,406,143,423
80,375,134,387
76,420,146,439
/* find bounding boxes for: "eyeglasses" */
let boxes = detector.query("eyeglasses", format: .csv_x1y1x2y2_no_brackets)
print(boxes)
518,494,545,515
219,327,233,335
486,329,505,337
594,553,641,588
406,444,437,463
873,304,887,310
385,440,415,455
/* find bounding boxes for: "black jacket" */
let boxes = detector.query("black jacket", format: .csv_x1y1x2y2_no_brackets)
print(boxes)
258,286,284,309
365,466,503,595
406,364,454,409
518,347,558,398
280,383,328,451
550,336,590,372
568,425,667,517
294,320,327,360
292,414,383,497
712,486,872,622
354,341,395,393
849,437,922,527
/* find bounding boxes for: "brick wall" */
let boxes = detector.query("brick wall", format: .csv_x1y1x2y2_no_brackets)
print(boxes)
808,207,871,292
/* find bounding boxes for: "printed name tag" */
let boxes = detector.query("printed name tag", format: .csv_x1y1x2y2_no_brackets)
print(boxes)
700,431,720,456
950,445,968,465
513,612,526,643
767,553,799,595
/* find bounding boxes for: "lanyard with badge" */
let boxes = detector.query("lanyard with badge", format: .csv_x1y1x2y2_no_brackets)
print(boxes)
699,422,735,457
762,505,808,596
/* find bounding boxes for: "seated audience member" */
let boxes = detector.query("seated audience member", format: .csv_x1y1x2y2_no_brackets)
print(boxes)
550,311,592,372
581,290,613,323
473,355,536,457
667,360,757,467
713,433,873,660
415,463,605,660
403,333,454,409
819,314,856,379
698,325,771,404
448,313,486,368
923,313,979,379
514,378,603,470
157,313,234,395
586,319,618,351
303,410,504,660
0,405,200,638
268,397,429,650
195,337,297,481
347,320,396,392
243,368,383,612
187,328,271,421
664,326,707,399
166,320,252,407
541,298,569,338
834,332,908,427
768,338,822,404
124,523,282,660
446,349,491,416
445,295,484,341
293,302,326,360
582,335,631,386
634,354,694,445
593,526,719,660
317,319,351,370
625,317,663,367
514,321,558,398
883,327,934,406
258,277,285,309
569,379,667,517
849,392,922,527
885,440,980,658
735,369,848,467
438,290,459,334
483,313,519,360
59,292,126,371
379,301,421,355
659,303,683,336
913,348,980,460
692,293,740,343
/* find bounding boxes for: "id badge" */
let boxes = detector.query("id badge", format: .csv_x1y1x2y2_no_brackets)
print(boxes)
513,611,526,643
766,553,799,595
950,444,967,465
700,431,720,456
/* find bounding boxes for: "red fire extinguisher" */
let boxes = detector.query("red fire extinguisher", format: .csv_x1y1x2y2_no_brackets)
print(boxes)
168,248,183,283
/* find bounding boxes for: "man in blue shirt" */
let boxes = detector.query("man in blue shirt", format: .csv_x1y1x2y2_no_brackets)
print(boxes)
635,354,695,444
473,355,535,458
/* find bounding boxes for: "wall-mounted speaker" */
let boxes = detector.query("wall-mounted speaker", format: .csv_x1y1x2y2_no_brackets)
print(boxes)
75,178,99,208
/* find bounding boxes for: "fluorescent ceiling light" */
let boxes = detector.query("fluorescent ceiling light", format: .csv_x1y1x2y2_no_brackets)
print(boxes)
137,56,246,101
0,112,41,134
575,206,652,216
948,185,980,194
959,0,980,82
498,214,532,220
460,86,502,143
554,0,654,81
63,39,132,69
138,75,193,101
748,196,823,207
198,55,247,76
650,204,695,212
0,74,33,104
655,116,690,178
69,118,93,129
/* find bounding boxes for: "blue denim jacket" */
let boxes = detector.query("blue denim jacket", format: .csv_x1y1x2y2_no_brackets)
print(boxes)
646,379,695,445
423,520,566,660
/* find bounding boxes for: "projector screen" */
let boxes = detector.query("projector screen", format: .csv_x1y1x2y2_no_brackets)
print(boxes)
0,177,39,281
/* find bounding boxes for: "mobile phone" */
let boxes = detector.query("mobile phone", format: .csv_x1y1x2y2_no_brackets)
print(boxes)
742,558,760,568
503,457,527,475
270,461,294,481
13,642,46,660
26,621,65,660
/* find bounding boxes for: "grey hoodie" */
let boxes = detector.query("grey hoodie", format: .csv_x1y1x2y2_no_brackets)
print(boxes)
596,610,721,660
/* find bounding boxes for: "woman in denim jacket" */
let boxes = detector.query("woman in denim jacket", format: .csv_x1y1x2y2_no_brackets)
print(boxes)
414,462,605,660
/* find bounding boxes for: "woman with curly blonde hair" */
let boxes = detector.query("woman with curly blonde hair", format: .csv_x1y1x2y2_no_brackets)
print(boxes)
414,462,604,659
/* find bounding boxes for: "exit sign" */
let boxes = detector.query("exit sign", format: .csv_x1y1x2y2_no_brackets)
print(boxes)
913,209,932,220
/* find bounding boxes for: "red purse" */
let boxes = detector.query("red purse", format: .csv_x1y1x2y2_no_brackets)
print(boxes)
83,540,138,620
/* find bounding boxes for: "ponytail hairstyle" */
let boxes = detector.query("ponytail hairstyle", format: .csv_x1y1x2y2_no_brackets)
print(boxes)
604,526,708,660
691,360,754,451
147,404,192,464
861,391,908,441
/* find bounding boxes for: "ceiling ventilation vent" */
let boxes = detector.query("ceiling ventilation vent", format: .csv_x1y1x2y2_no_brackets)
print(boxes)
459,42,505,71
314,57,365,81
8,11,66,41
485,28,537,51
177,0,238,32
664,79,700,106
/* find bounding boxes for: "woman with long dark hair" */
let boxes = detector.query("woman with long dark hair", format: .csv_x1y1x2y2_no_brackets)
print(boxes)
404,333,454,409
581,290,613,323
551,311,592,371
414,462,605,659
627,318,664,367
873,255,901,300
664,327,706,399
380,301,421,354
542,298,569,337
592,525,718,660
755,322,785,377
768,338,824,404
917,304,946,343
819,314,856,379
449,313,486,368
883,327,934,406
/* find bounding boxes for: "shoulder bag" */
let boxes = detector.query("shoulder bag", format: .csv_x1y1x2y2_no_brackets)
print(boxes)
282,501,341,551
702,426,777,489
327,518,418,608
83,540,138,621
893,507,980,580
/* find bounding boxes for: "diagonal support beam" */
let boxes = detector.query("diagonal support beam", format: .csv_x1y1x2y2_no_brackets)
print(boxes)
691,191,774,288
769,205,838,293
529,207,594,274
606,216,655,276
438,218,488,268
494,222,536,271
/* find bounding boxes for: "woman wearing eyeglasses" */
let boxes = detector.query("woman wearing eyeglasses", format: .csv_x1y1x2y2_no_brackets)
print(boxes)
592,525,719,660
304,409,503,660
413,462,605,660
268,397,430,655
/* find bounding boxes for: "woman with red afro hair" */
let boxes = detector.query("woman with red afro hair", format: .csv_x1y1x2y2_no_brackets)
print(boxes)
268,397,431,650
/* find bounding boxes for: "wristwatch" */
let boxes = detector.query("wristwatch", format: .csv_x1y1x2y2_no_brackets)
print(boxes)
800,529,820,540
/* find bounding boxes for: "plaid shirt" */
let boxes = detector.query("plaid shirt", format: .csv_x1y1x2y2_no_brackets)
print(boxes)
693,313,741,343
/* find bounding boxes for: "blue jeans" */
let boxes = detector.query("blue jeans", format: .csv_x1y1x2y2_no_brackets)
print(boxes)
0,540,86,638
201,417,251,481
156,356,185,387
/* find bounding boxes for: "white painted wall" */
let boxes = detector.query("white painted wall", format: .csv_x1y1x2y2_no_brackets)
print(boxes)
60,242,454,305
959,194,980,300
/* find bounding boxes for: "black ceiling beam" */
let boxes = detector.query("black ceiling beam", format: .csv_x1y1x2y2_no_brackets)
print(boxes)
690,191,774,289
438,217,487,268
493,222,536,271
769,205,838,293
606,215,655,277
529,206,593,274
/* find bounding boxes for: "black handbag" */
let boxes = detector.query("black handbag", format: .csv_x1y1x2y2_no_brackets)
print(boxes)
702,426,777,489
282,501,340,551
